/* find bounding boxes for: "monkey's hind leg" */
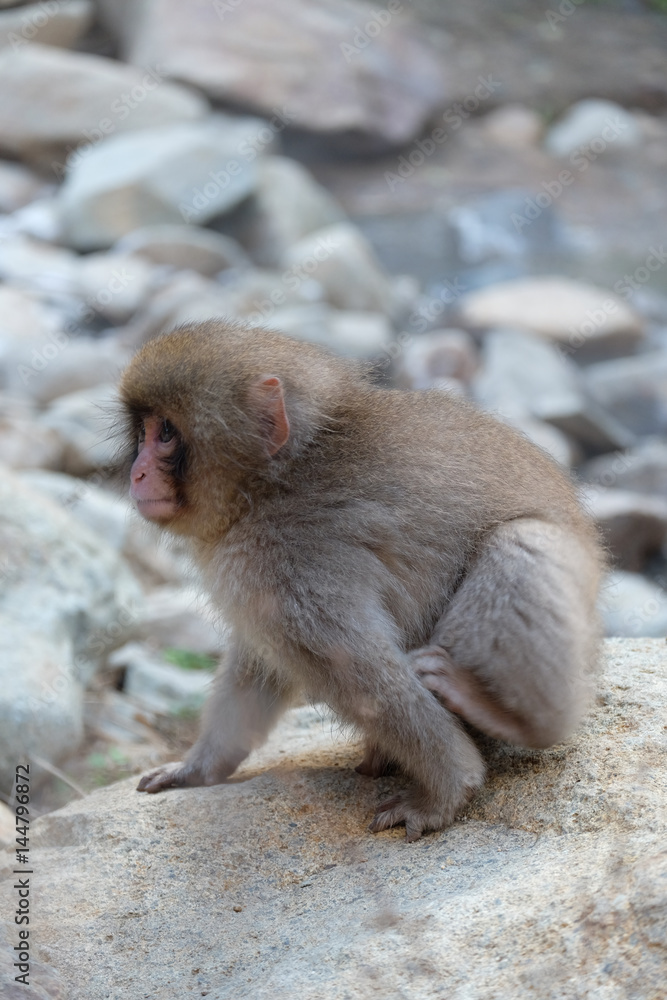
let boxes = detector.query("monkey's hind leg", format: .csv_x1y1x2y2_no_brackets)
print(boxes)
412,517,601,749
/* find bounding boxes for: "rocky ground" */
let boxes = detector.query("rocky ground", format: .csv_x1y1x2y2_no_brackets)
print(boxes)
1,639,666,999
0,1,666,993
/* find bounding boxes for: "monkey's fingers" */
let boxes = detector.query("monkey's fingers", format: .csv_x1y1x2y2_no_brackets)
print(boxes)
137,762,189,793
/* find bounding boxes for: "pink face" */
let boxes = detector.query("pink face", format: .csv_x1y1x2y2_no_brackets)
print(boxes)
130,415,181,522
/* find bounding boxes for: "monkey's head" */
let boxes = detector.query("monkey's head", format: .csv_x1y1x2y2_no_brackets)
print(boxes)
118,320,358,539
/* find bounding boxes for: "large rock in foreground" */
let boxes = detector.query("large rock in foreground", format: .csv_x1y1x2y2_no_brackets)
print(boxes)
1,639,665,999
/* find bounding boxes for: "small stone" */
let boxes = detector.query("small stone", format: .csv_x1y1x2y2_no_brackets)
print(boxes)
395,329,479,389
0,43,208,170
232,156,345,268
480,104,544,149
0,159,48,213
600,572,667,637
584,351,667,436
581,487,667,573
57,116,263,250
38,383,119,475
115,225,250,277
545,100,642,158
459,277,644,361
284,223,393,314
580,439,667,498
112,642,212,714
472,329,633,455
0,0,93,51
233,906,243,913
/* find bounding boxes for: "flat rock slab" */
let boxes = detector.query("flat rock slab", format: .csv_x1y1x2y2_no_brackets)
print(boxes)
1,639,665,999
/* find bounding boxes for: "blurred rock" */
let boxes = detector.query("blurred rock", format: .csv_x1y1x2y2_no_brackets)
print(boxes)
0,158,47,212
268,304,391,359
327,311,392,359
584,350,667,436
0,415,63,470
111,641,212,714
115,224,251,277
0,0,92,51
39,382,118,475
545,99,642,158
0,43,208,170
284,222,393,314
75,251,161,322
512,418,579,468
479,104,543,149
0,802,13,847
18,334,129,406
57,116,264,250
0,283,70,395
122,519,193,588
582,487,667,573
19,469,130,550
0,467,141,787
581,439,667,497
472,329,633,455
600,572,667,637
231,156,345,268
135,586,225,656
13,639,667,999
459,277,644,361
395,329,478,389
449,190,565,267
0,233,79,292
106,0,447,150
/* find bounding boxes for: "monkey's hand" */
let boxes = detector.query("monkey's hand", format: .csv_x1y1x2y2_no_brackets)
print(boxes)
137,759,235,793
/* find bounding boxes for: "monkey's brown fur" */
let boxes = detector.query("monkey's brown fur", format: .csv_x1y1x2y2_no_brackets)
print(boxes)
122,320,603,840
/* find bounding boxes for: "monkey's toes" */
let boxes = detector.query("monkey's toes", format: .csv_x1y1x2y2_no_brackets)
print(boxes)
137,762,187,793
369,795,428,842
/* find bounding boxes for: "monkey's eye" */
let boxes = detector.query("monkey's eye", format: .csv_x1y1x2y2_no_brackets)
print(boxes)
159,419,176,444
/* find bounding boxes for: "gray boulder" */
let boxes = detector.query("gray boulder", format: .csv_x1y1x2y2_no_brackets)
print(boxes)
57,117,264,250
4,639,665,999
0,468,141,788
0,43,208,170
101,0,447,149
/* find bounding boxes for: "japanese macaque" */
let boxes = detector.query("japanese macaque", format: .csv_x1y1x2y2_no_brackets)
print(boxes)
123,320,603,841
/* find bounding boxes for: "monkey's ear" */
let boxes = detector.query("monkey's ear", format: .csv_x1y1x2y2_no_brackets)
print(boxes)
250,376,290,456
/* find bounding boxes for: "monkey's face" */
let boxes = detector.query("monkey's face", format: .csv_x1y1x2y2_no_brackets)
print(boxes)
130,415,183,523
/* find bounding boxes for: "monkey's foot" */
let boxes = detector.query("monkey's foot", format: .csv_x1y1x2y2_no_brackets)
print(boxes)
355,745,396,778
369,785,478,842
137,761,199,793
412,646,530,746
369,794,450,843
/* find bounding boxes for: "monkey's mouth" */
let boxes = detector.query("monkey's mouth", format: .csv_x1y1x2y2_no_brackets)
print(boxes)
134,497,179,521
